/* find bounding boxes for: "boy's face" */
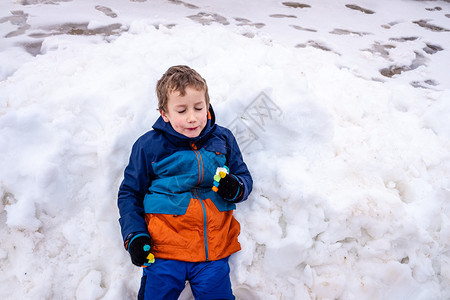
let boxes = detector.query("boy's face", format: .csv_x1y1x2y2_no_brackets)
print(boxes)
160,86,208,138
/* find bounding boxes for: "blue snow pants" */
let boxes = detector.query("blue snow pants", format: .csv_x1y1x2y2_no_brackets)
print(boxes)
138,256,235,300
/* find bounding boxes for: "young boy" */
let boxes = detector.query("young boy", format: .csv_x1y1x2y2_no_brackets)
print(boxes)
118,65,253,300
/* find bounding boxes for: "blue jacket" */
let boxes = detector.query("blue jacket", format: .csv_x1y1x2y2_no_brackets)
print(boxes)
118,106,253,246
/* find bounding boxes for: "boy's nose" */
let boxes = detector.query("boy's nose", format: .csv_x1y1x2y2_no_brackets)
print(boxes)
187,111,196,122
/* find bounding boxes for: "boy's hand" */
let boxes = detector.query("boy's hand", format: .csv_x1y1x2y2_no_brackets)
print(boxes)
128,235,152,267
212,167,243,202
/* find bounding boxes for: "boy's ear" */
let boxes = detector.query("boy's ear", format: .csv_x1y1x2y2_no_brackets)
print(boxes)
160,109,170,122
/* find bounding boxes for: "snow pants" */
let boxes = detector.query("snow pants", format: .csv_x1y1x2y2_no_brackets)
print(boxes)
138,256,235,300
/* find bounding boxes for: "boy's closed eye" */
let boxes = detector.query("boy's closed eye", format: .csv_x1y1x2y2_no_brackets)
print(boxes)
174,105,187,113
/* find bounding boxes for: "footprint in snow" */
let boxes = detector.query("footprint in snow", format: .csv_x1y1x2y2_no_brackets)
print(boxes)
345,4,375,15
95,6,118,18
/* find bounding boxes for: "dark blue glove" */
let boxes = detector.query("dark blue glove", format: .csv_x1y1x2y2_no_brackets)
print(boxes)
128,235,152,266
212,168,244,202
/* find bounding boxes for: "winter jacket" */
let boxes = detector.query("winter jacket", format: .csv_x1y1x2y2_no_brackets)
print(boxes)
118,106,252,262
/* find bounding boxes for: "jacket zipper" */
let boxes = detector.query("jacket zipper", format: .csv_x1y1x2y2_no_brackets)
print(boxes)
191,144,209,261
198,195,209,262
193,188,209,261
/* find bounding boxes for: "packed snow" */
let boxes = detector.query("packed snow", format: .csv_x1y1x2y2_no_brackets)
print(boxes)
1,0,449,299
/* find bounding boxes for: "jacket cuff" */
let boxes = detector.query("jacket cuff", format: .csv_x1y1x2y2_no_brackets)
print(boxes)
124,233,151,250
226,175,245,203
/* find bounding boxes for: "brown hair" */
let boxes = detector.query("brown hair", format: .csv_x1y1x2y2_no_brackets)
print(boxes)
156,65,210,112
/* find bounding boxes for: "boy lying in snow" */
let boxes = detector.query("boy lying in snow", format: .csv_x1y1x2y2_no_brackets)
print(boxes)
118,65,253,299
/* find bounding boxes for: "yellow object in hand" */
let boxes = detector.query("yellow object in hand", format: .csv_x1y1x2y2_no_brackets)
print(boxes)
212,166,229,193
147,252,155,264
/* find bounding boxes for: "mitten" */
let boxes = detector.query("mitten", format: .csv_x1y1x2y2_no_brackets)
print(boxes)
212,166,244,202
128,235,153,267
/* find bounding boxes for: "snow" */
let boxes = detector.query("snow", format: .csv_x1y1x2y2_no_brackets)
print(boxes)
1,0,449,299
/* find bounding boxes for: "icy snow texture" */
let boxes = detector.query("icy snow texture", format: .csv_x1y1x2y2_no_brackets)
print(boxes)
0,0,450,299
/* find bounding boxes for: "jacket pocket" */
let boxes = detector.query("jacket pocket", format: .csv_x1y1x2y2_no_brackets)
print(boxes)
146,213,193,249
145,198,206,250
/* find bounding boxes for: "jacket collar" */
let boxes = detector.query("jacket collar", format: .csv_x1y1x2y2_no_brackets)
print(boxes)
152,105,216,147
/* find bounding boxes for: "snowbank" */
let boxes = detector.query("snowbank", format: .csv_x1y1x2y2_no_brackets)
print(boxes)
1,2,449,299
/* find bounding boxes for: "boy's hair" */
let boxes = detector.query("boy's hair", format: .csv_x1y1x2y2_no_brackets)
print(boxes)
156,65,210,112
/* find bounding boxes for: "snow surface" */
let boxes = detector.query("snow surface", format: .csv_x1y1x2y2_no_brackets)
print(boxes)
1,0,450,299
